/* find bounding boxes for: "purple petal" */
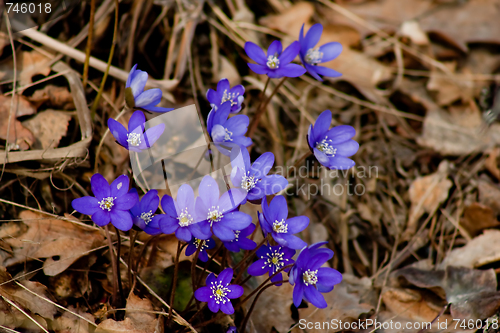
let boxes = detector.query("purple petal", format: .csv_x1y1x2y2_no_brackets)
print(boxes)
220,212,251,230
217,78,230,93
319,42,342,62
278,41,300,64
129,71,148,99
279,234,307,250
312,110,332,143
110,175,130,198
267,40,283,57
90,173,110,200
245,41,267,65
159,216,178,234
335,140,359,157
231,136,252,147
218,268,233,285
249,152,274,178
269,195,288,222
175,184,195,213
212,102,231,126
144,106,174,113
270,272,283,284
128,111,146,133
286,216,309,234
213,224,235,241
317,267,342,286
72,197,99,215
198,175,219,209
208,299,221,313
304,23,323,51
304,285,327,308
107,118,128,148
135,89,162,108
194,286,211,302
92,209,110,227
313,148,329,165
293,282,304,307
175,227,192,242
185,243,197,257
161,195,177,218
224,115,249,136
259,211,272,234
188,223,211,240
261,174,288,195
226,285,244,298
142,123,165,148
218,189,246,212
248,259,268,276
114,192,139,210
307,125,314,148
248,63,269,75
299,24,307,52
327,156,355,170
211,124,226,143
305,63,324,81
110,210,133,231
206,88,219,105
238,238,257,250
325,125,356,144
126,64,138,88
220,301,234,315
274,63,306,78
314,65,342,78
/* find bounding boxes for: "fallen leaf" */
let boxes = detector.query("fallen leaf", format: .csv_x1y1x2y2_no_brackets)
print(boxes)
427,62,475,106
0,94,36,150
0,51,51,87
22,110,72,149
29,85,75,110
460,203,500,237
484,149,500,181
478,179,500,214
50,306,95,333
440,229,500,269
399,20,429,45
2,211,105,276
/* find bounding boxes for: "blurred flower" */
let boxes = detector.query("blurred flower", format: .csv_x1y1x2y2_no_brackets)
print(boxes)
158,184,210,242
125,64,174,113
299,24,343,81
259,195,309,249
207,78,245,113
129,189,162,235
289,242,342,308
195,175,251,241
245,40,306,78
222,223,257,253
207,101,252,148
247,244,295,285
226,326,237,333
194,268,244,314
72,174,138,231
307,110,358,170
108,111,165,152
185,237,216,262
230,148,288,202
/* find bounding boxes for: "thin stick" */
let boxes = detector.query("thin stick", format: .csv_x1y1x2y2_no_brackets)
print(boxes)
1,296,49,333
114,226,125,309
168,241,183,325
128,229,138,290
105,225,118,306
82,0,96,87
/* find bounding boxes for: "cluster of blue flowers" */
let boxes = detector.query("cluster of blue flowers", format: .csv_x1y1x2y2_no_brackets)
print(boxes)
72,23,358,325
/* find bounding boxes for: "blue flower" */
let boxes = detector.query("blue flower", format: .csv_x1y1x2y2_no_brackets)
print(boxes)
308,110,358,170
125,64,174,113
129,189,162,235
207,101,252,148
299,24,343,81
195,175,252,241
247,244,295,286
158,184,210,242
108,111,165,152
289,242,342,308
194,268,244,314
244,40,306,78
259,195,309,250
185,237,216,262
222,223,257,253
230,147,288,202
72,173,138,231
207,78,245,113
226,326,237,333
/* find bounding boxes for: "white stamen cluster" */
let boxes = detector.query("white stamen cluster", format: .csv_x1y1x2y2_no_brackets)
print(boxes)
315,136,337,157
140,210,153,224
303,269,319,286
99,197,116,211
194,238,209,251
273,219,288,233
210,281,230,304
207,206,224,226
241,172,259,191
231,230,241,243
126,132,141,147
221,89,239,107
266,55,280,69
263,248,286,270
305,48,323,65
224,128,233,141
178,208,194,227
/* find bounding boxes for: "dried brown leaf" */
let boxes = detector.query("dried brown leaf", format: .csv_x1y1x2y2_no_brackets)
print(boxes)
22,110,72,149
0,94,36,150
460,203,500,237
29,85,75,110
0,51,51,87
51,306,95,333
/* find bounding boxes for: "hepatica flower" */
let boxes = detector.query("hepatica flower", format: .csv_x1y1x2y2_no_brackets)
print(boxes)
308,110,358,170
260,195,309,249
158,184,210,242
108,111,165,152
245,40,306,78
230,148,288,202
247,244,295,286
194,268,244,314
129,189,162,235
195,175,251,241
125,64,173,113
207,78,245,113
289,242,342,308
299,24,343,81
207,101,252,148
222,223,257,253
185,237,216,262
72,174,138,231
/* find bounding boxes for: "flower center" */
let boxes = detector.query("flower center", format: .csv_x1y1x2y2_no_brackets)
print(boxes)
140,210,153,224
272,219,288,233
99,197,116,211
241,172,259,191
194,238,209,251
315,136,337,157
127,132,141,147
221,89,239,107
224,128,233,141
210,281,230,304
263,248,286,269
207,206,224,226
266,55,280,69
178,208,194,227
305,48,323,65
230,230,241,243
303,269,319,286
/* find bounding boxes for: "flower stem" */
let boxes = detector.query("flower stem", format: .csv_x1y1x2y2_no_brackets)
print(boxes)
233,235,269,284
248,77,288,138
114,226,125,310
128,229,138,290
167,241,183,326
239,279,288,333
287,150,313,179
104,225,118,306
